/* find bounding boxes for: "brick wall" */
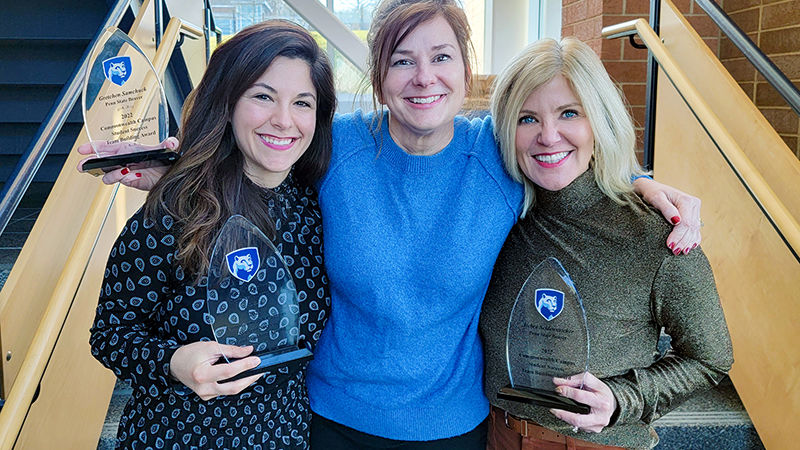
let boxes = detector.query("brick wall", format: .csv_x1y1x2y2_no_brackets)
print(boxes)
720,0,800,157
561,0,722,159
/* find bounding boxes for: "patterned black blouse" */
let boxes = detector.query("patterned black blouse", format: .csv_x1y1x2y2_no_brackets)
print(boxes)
90,175,330,449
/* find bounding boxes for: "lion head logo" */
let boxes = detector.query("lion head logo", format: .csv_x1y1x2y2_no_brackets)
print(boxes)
102,56,132,86
225,247,259,282
535,289,564,321
107,61,126,79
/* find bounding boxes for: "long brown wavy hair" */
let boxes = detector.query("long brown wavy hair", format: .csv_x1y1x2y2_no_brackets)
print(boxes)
144,20,335,280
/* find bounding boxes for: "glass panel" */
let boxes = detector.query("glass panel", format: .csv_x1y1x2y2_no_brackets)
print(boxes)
314,35,374,112
209,1,311,35
207,0,488,102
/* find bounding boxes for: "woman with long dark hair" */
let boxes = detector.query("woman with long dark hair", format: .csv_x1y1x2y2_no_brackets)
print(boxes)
88,20,335,449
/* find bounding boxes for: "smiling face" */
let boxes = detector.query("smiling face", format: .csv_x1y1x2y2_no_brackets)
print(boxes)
381,15,467,154
231,56,317,188
515,75,594,192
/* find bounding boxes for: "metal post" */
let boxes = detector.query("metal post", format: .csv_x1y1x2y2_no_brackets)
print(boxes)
154,0,163,48
204,0,212,62
642,0,661,171
326,0,336,69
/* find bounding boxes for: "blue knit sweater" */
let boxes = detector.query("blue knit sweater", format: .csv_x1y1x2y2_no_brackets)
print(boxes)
306,110,523,440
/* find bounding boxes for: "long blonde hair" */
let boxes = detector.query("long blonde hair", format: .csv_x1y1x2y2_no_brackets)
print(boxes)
490,37,646,217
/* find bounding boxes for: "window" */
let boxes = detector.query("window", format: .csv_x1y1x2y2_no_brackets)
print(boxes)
208,0,487,109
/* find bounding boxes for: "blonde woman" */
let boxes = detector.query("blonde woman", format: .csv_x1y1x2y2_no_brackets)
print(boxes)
480,37,732,449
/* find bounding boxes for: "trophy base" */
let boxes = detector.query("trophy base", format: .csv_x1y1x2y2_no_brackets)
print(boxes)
83,148,179,176
498,385,591,415
217,344,313,383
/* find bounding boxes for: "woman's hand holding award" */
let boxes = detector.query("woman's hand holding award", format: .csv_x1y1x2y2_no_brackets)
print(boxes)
206,215,312,384
498,257,592,414
81,27,177,176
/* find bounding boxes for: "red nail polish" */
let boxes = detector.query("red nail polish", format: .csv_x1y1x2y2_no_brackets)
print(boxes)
692,243,697,249
683,248,690,255
673,248,681,255
668,242,675,250
671,216,681,225
135,173,142,178
120,168,130,175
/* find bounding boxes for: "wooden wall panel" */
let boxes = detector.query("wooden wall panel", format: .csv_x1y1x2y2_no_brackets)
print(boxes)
654,68,800,450
14,187,145,449
658,0,800,219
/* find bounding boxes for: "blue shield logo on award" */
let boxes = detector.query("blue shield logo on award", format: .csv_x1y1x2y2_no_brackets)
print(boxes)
535,288,564,321
102,56,132,86
225,247,260,283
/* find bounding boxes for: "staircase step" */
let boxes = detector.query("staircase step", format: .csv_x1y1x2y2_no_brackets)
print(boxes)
0,123,81,156
0,1,108,40
0,85,83,123
653,424,763,449
0,40,88,85
0,154,69,183
98,380,132,450
0,208,40,234
652,380,764,449
95,378,766,449
0,230,30,249
0,250,20,292
0,184,52,292
0,207,40,291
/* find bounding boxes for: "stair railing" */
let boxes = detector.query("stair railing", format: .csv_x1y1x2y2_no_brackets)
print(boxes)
0,0,131,239
0,15,201,447
639,0,800,168
693,0,800,116
603,18,800,261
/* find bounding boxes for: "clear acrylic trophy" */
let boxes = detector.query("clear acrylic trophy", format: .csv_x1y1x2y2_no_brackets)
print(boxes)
81,27,177,176
206,215,312,383
498,257,591,414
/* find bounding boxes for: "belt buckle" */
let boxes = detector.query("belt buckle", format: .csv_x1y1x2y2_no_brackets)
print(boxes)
504,410,528,437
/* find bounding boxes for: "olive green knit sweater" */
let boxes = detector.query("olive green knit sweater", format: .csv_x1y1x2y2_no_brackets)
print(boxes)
479,169,733,449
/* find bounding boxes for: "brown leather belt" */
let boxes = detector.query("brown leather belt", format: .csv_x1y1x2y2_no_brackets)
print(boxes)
493,406,619,448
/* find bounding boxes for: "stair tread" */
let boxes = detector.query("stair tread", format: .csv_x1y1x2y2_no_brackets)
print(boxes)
0,83,84,122
0,123,81,155
0,1,108,39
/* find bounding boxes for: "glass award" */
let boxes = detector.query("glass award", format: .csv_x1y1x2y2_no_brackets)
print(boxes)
81,27,177,176
498,257,591,414
206,215,312,383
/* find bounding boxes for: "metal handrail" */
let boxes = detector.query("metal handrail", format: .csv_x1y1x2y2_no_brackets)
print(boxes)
694,0,800,117
603,19,800,260
0,0,132,239
0,16,193,448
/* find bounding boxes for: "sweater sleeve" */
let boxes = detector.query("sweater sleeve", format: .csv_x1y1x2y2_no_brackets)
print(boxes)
89,210,181,395
604,249,734,425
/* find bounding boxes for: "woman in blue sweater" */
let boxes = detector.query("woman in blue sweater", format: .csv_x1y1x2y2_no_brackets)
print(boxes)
307,2,699,448
80,1,702,448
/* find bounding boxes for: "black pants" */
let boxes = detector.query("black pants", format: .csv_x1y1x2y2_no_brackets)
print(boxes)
310,411,488,450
